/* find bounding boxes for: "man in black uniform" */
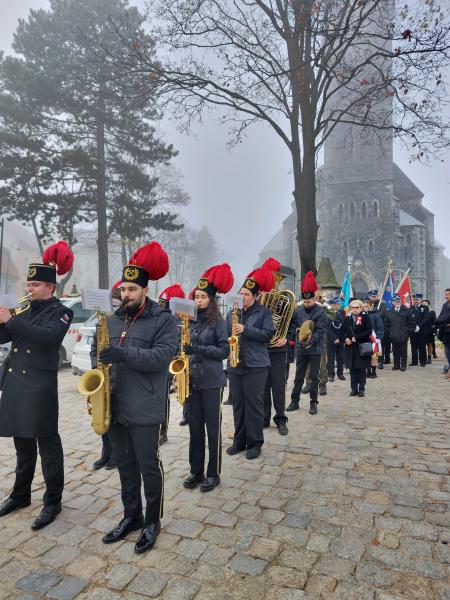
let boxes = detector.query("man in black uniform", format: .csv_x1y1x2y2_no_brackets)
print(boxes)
410,293,428,367
384,295,414,371
0,243,74,529
94,242,178,554
326,297,346,382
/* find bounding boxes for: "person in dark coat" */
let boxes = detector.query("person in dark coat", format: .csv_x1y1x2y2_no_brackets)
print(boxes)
436,288,450,375
0,242,74,530
420,300,436,364
363,298,384,379
326,296,346,382
287,272,329,415
158,284,187,444
93,242,178,554
410,293,428,367
182,264,232,492
226,267,275,460
384,295,415,371
344,300,372,397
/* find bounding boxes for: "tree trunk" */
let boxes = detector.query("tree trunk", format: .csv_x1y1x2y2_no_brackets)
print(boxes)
294,141,318,279
31,215,44,255
96,93,109,288
121,239,127,267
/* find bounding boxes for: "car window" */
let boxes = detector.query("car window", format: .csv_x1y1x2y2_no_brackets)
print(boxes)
70,302,93,324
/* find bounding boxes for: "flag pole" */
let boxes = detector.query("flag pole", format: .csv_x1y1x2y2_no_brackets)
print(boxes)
378,257,392,310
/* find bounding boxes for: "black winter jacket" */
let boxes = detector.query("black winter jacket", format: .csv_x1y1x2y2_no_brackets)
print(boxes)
91,299,178,426
411,304,429,335
188,309,229,390
327,309,346,343
436,301,450,346
368,309,385,339
384,306,415,342
343,311,372,370
295,303,329,356
226,301,274,369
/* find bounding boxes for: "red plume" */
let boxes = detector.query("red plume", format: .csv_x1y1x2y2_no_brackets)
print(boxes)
189,287,196,300
112,280,122,289
42,241,74,276
247,267,274,293
159,284,185,301
129,242,169,281
301,271,318,294
201,263,234,294
262,257,281,273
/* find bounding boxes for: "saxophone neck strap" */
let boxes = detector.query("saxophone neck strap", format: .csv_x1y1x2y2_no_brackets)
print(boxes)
118,302,147,345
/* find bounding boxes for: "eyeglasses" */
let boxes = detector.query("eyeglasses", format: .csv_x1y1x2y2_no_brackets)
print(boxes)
350,305,360,309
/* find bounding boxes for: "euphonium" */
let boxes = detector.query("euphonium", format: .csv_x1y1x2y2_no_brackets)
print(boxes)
9,293,33,316
228,302,240,368
169,312,190,405
260,272,296,348
78,312,111,435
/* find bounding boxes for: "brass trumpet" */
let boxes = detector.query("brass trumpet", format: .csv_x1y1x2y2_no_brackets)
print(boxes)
9,293,33,316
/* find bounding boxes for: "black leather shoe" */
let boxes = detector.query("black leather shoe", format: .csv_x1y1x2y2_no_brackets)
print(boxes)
349,391,358,397
277,422,288,436
338,374,346,381
200,476,220,493
246,447,261,460
183,473,204,489
134,522,161,554
159,433,168,445
179,418,188,426
420,363,426,367
31,503,61,530
93,457,109,470
358,391,365,397
263,422,270,428
104,460,118,470
309,401,318,415
286,400,299,411
0,497,31,517
301,386,310,394
328,375,334,383
400,367,407,372
319,384,327,396
427,357,432,364
226,444,246,456
222,397,233,406
392,366,399,370
102,516,144,544
409,363,417,367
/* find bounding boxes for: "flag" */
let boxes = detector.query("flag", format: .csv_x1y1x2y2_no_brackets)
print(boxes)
339,265,352,311
396,269,413,308
381,269,395,309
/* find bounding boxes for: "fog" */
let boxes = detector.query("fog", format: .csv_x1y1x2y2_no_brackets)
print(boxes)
1,0,449,286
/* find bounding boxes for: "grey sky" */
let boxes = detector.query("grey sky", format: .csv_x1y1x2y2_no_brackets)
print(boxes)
1,0,449,286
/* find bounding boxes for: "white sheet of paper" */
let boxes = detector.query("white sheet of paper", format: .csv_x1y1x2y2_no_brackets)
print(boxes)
169,298,197,319
227,294,244,309
81,289,113,312
0,294,21,309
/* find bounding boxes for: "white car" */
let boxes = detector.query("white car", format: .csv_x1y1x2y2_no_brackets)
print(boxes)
59,296,93,367
71,314,97,375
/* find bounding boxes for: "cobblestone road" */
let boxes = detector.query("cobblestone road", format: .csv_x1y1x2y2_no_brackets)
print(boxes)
0,357,449,600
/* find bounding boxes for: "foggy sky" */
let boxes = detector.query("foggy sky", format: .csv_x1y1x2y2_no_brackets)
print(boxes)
1,0,449,287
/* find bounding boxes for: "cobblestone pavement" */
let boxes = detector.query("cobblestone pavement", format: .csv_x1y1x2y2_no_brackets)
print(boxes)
0,357,449,600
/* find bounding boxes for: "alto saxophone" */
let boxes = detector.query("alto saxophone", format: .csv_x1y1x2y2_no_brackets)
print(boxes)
169,312,190,405
228,303,240,368
78,312,111,435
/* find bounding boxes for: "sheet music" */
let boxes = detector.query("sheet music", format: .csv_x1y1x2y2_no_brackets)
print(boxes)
81,289,113,312
0,294,21,309
169,298,197,319
227,294,244,309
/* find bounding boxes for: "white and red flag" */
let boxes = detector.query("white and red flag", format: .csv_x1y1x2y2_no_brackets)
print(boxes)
396,268,413,308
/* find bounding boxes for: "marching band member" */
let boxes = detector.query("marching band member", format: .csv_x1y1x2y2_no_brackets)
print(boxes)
93,242,178,554
158,283,186,444
0,242,74,529
226,267,274,460
183,264,233,492
287,272,328,415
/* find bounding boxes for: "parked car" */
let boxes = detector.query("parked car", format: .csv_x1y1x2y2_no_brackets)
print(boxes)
71,314,98,375
59,296,93,367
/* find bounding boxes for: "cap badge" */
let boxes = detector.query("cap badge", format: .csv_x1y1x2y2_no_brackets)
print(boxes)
124,266,140,281
198,278,208,290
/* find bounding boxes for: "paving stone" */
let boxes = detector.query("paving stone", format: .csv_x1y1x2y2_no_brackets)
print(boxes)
283,514,311,529
409,557,447,579
65,555,107,578
128,570,168,597
315,554,356,580
200,546,235,566
388,506,424,521
390,573,436,600
15,569,63,594
82,589,122,600
247,537,280,561
174,539,208,560
305,574,337,594
277,549,319,571
165,519,204,539
19,537,56,558
46,576,89,600
306,534,331,553
382,533,400,550
40,545,80,568
204,511,237,528
355,562,396,587
162,578,201,600
228,553,267,575
331,582,375,600
104,564,139,590
329,539,365,562
270,525,309,546
266,566,308,589
402,521,439,541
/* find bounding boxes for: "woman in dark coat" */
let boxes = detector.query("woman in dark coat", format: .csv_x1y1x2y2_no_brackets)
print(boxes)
421,300,436,363
344,300,372,397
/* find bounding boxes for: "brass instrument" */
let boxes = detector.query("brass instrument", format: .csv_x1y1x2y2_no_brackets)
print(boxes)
298,319,315,343
260,272,296,348
78,312,111,435
9,294,33,316
169,312,190,405
228,302,240,368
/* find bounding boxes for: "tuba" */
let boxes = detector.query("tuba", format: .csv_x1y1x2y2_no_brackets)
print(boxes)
169,312,190,405
78,312,111,435
228,302,240,368
260,272,296,348
9,293,33,316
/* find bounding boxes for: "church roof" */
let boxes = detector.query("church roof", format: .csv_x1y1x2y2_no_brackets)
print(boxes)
393,163,424,200
316,257,339,289
399,209,425,227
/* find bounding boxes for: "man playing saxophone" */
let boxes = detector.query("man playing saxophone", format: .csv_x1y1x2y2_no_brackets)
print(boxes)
91,242,177,554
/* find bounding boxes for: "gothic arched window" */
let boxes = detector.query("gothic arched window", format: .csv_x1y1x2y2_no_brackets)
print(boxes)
338,203,344,224
361,201,367,219
350,202,356,220
368,239,375,254
373,200,379,219
343,241,348,258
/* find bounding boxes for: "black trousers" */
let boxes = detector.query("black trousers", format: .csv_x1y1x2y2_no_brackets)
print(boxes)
327,340,344,377
101,432,113,460
392,340,408,369
11,435,64,506
229,367,268,450
410,335,427,366
188,388,222,478
383,335,391,363
291,354,321,402
264,352,288,426
350,368,366,392
110,423,163,525
159,378,171,438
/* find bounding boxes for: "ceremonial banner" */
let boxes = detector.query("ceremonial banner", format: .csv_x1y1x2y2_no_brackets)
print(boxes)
339,264,352,312
379,261,395,309
396,269,413,308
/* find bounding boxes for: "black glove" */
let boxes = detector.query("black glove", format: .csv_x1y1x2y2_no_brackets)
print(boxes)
183,344,203,355
100,346,127,364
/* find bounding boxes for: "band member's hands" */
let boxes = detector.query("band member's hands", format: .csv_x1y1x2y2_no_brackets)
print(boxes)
232,323,244,335
0,307,11,324
345,337,352,346
334,339,339,345
274,338,287,348
100,346,126,364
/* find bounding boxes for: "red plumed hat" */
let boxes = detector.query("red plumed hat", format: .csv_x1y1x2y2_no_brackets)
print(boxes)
189,287,196,300
112,280,122,289
301,271,318,299
123,241,169,287
262,257,281,273
197,263,234,296
159,284,185,301
42,241,74,276
243,266,274,294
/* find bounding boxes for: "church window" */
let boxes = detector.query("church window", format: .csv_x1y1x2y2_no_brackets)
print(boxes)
368,239,375,254
373,200,379,218
343,241,348,258
338,203,344,224
350,202,356,220
406,233,412,246
361,201,367,219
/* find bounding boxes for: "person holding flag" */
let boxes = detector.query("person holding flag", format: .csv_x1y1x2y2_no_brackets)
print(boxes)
339,263,352,313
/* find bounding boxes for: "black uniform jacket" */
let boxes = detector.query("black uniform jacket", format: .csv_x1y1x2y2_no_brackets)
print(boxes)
0,297,73,438
384,306,414,342
295,303,329,356
411,304,428,335
91,299,178,426
436,302,450,345
226,301,274,369
343,312,372,370
188,310,229,390
327,309,346,343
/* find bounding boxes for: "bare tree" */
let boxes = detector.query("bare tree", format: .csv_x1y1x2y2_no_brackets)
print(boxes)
106,0,450,276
